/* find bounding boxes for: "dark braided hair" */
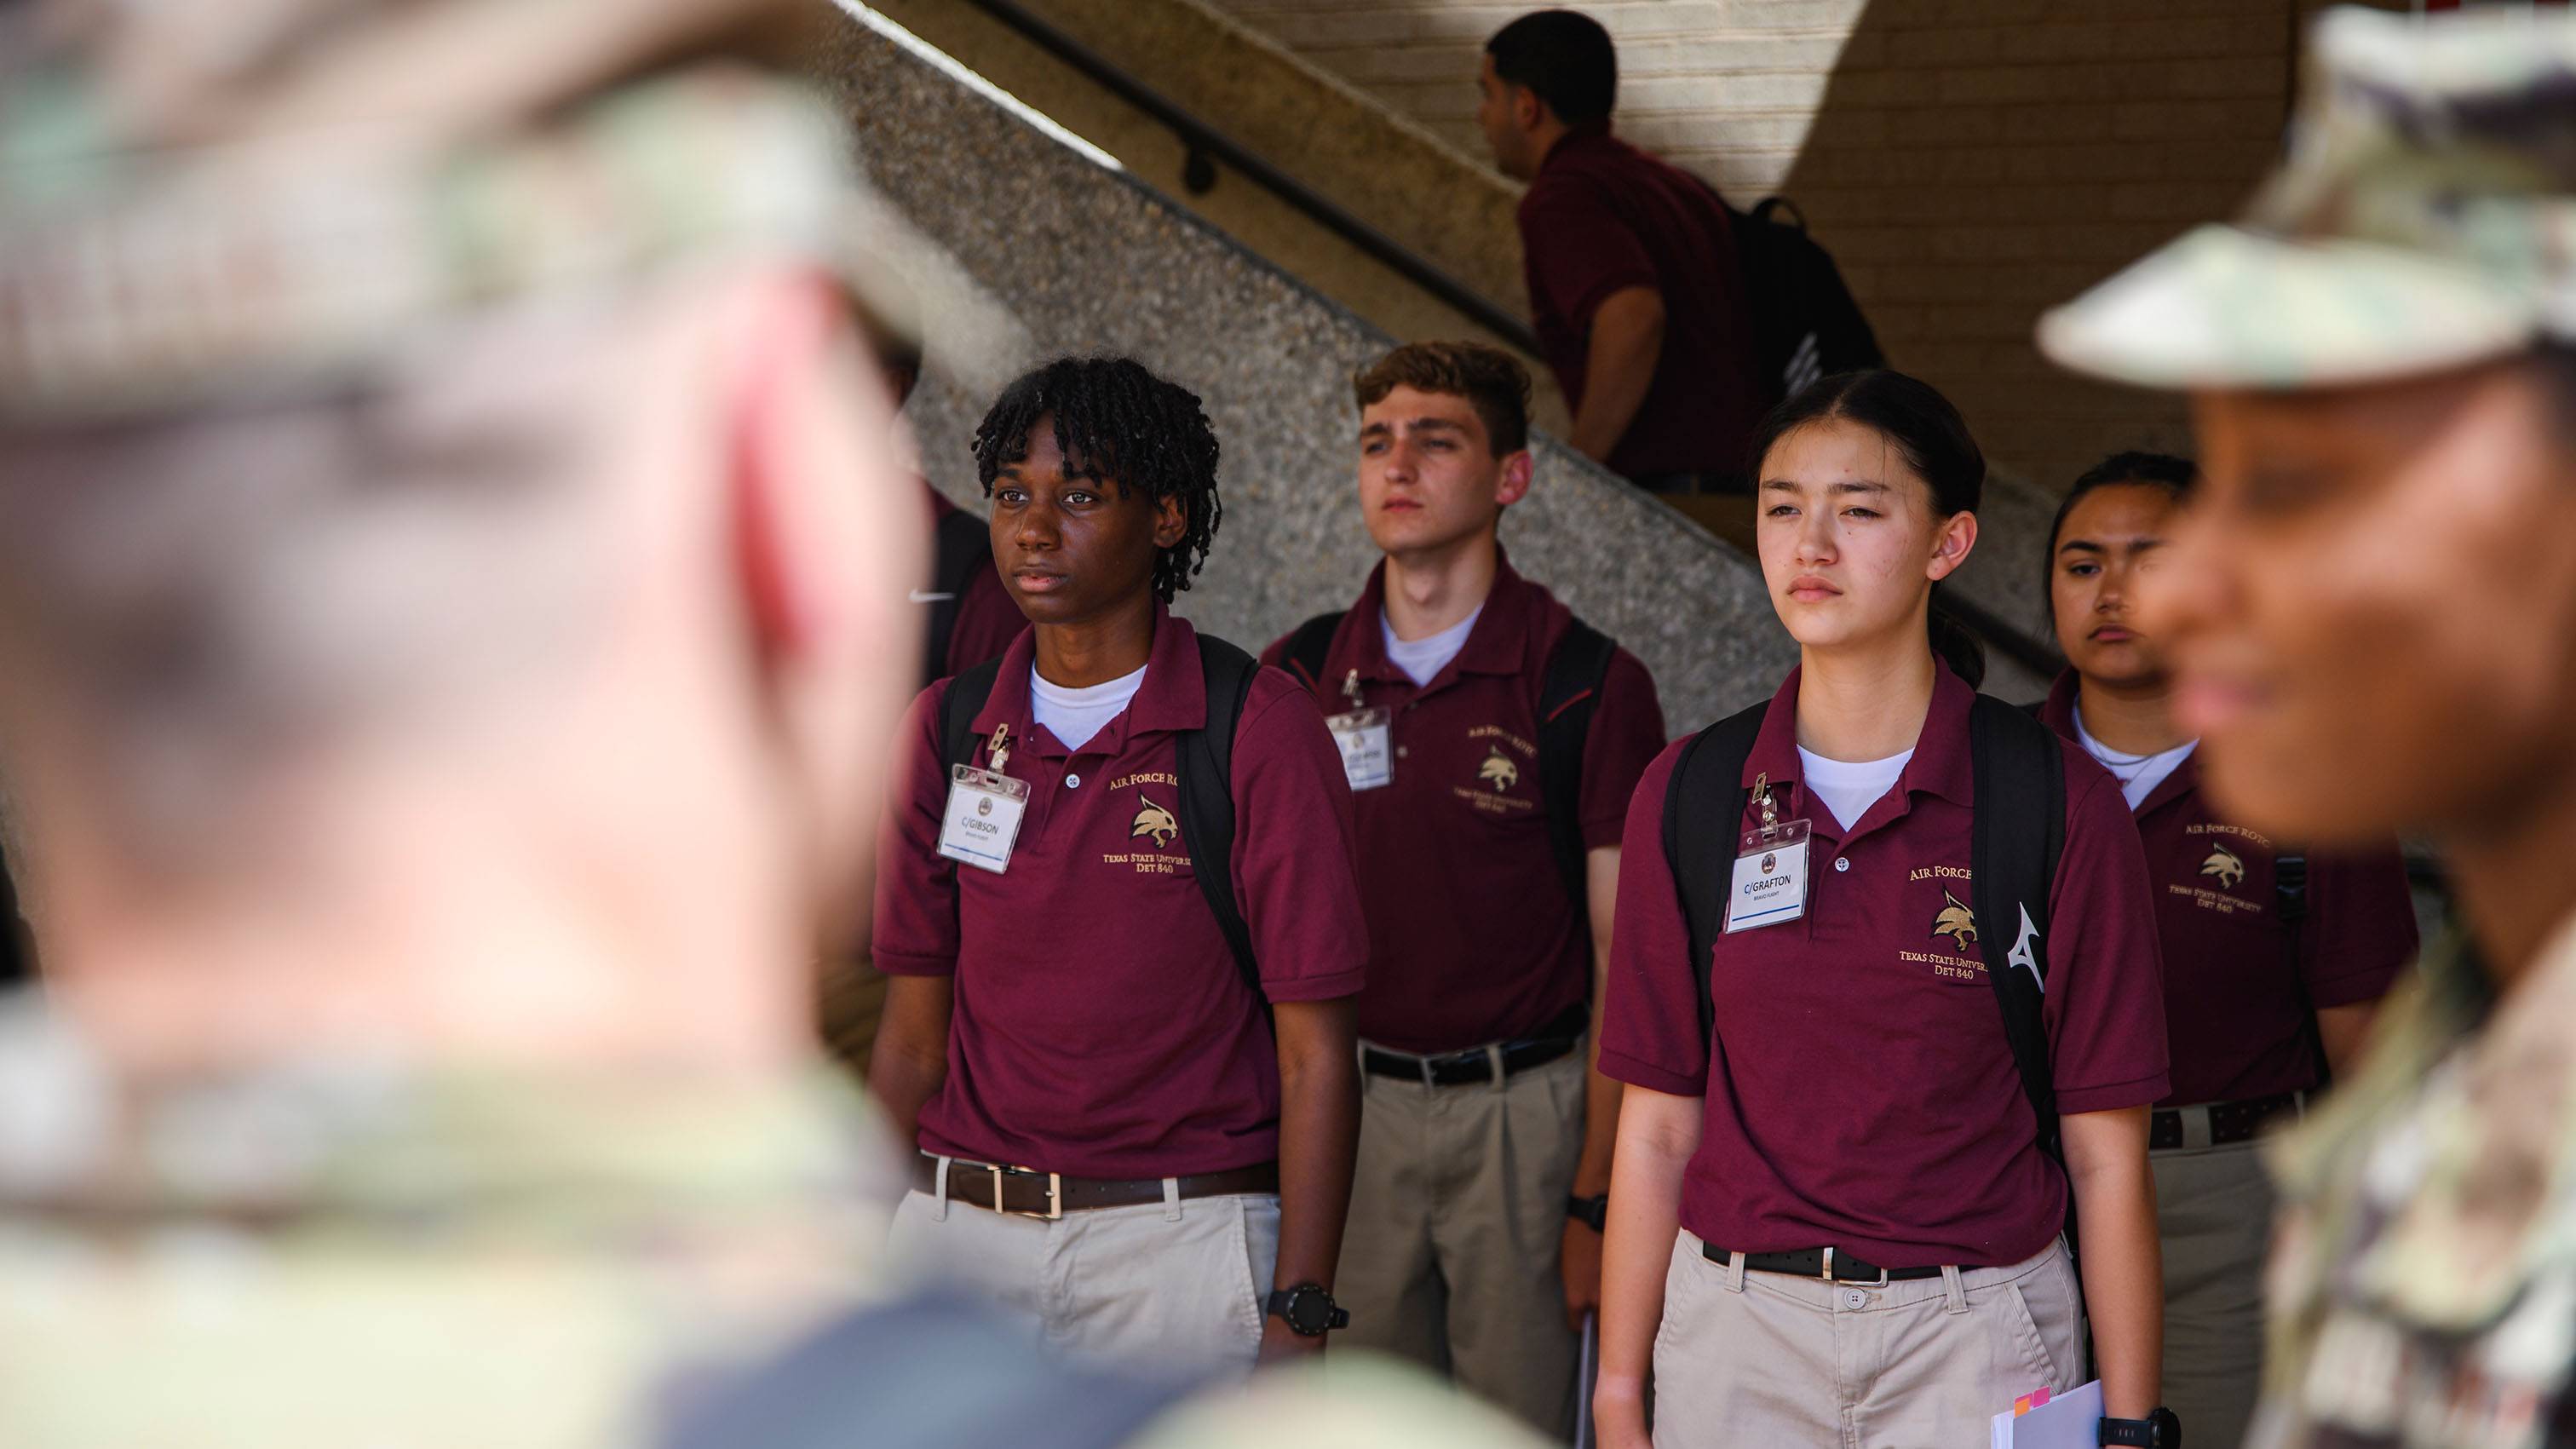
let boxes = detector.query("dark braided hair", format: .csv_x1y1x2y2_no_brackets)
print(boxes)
971,356,1222,604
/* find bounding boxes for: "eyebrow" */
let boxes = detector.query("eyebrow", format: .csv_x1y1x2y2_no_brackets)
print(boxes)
1762,477,1889,494
2056,537,2167,555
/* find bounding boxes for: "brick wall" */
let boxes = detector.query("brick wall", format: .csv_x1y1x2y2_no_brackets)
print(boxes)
1205,0,2376,491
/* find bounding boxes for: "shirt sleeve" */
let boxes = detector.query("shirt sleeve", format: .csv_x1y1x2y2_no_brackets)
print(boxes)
871,682,963,977
2300,844,2422,1007
1520,181,1663,337
1597,741,1708,1097
2042,747,2174,1115
1231,668,1369,1003
1578,647,1669,851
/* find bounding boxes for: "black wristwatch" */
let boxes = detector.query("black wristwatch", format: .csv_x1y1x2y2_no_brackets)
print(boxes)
2099,1407,2180,1447
1567,1193,1610,1233
1265,1282,1349,1337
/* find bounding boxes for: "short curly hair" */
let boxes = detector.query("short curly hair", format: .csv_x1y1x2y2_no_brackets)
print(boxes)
970,357,1223,604
1353,341,1532,456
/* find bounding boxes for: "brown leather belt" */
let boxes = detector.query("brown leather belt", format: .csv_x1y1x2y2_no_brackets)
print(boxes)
911,1154,1279,1220
1700,1240,1946,1284
2149,1091,2303,1151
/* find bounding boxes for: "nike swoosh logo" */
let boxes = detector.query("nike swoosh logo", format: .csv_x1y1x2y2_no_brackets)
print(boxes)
907,590,956,603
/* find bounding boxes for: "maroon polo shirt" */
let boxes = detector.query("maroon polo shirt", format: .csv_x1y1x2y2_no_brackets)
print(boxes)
1518,124,1768,484
1600,666,2171,1268
873,608,1369,1179
1259,560,1666,1055
2038,673,2417,1108
923,482,1027,679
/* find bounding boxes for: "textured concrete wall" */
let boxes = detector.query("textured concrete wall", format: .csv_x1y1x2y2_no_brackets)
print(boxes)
822,5,1808,731
1199,0,2394,499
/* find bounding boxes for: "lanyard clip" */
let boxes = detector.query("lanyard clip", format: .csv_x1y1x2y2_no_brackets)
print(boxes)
1342,668,1365,710
987,722,1013,773
1752,770,1780,839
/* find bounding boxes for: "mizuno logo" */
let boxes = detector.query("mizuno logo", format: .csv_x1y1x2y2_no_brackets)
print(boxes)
2006,905,2044,994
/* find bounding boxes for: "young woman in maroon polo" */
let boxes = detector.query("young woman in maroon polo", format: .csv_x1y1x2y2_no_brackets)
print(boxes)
1593,371,2172,1449
2039,452,2417,1448
870,359,1367,1371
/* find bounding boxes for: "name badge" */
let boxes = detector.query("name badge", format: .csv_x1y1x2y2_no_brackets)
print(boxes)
1723,819,1814,934
937,765,1030,873
1327,707,1394,791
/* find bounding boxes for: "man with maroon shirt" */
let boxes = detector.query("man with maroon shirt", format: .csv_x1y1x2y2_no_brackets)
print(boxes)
871,356,1367,1375
1478,10,1767,492
1263,342,1665,1436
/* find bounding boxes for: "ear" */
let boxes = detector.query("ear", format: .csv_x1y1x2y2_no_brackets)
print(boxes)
1150,492,1189,551
1514,84,1544,130
1494,449,1535,509
1925,509,1980,584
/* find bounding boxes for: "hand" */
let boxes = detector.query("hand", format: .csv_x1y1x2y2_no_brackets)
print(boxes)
1561,1216,1604,1329
1258,1314,1325,1365
1594,1379,1652,1449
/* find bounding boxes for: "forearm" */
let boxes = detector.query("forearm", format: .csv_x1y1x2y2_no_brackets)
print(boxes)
2314,1001,2378,1079
1596,1093,1698,1419
862,986,951,1153
1573,955,1623,1197
1273,1007,1360,1291
1567,287,1666,464
2065,1111,2163,1417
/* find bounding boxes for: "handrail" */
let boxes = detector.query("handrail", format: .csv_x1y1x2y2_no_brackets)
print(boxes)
948,0,2066,679
955,0,1544,357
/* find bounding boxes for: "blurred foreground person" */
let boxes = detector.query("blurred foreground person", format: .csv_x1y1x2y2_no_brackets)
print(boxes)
0,3,930,1446
2042,9,2576,1446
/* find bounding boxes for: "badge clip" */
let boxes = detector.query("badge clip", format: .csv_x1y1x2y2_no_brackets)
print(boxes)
986,722,1013,773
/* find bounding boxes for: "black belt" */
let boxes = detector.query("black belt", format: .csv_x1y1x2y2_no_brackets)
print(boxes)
912,1154,1279,1220
1701,1240,1946,1285
1361,1003,1587,1087
2149,1091,2303,1151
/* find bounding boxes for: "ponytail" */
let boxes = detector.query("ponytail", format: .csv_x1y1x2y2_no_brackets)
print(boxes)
1927,585,1987,689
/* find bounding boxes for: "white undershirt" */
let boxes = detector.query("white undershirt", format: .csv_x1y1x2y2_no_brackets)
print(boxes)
2073,704,2199,812
1029,664,1147,753
1796,746,1915,834
1380,605,1482,687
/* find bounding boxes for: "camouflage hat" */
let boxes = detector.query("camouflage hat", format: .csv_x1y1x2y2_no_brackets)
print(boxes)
2040,6,2576,391
0,1,915,423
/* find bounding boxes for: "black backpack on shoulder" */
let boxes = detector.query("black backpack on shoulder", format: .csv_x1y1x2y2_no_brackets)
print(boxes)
1661,695,2068,1170
1702,183,1884,404
1279,610,1617,910
936,635,1266,1007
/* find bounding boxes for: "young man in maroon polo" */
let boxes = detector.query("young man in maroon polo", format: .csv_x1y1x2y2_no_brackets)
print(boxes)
1262,341,1665,1436
2038,451,2416,1448
870,356,1367,1375
1478,10,1766,492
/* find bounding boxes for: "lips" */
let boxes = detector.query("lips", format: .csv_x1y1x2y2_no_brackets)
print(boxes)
1011,569,1068,594
2090,625,2137,643
2173,671,2268,739
1785,574,1842,602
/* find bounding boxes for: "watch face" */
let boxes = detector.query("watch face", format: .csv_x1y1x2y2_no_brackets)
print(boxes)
1288,1290,1330,1335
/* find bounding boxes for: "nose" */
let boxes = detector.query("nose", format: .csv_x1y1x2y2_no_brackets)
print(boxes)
1013,497,1061,554
2142,504,2224,649
1792,506,1836,566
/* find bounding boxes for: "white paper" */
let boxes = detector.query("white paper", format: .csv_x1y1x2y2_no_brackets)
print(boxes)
1990,1378,2103,1449
936,766,1027,873
1723,833,1810,933
1327,708,1393,791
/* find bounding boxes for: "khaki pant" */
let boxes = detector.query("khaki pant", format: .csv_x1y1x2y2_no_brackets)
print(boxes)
1335,1049,1585,1439
1651,1231,2084,1449
2152,1139,2273,1449
886,1163,1279,1378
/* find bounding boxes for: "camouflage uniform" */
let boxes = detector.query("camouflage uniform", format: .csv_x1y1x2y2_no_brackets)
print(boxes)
2041,9,2576,1447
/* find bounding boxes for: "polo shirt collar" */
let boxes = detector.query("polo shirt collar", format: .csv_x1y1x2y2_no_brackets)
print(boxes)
1742,661,1979,833
2042,668,2201,818
1537,119,1616,178
1339,550,1540,695
967,604,1204,759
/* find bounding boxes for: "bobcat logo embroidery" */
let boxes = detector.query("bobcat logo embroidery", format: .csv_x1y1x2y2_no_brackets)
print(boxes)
1478,748,1520,792
2201,845,2246,891
1932,890,1979,950
1131,794,1180,849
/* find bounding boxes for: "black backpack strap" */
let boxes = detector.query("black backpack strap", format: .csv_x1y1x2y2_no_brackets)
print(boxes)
1279,611,1343,694
937,657,1006,773
922,504,995,688
1176,635,1264,1005
1966,694,2070,1169
1661,702,1770,1056
653,1290,1192,1449
2275,852,2333,1090
1537,617,1618,910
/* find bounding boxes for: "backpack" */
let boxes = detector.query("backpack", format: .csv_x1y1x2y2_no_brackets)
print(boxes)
936,635,1265,1007
1661,694,2069,1170
1703,184,1885,405
1279,610,1617,909
919,504,997,690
